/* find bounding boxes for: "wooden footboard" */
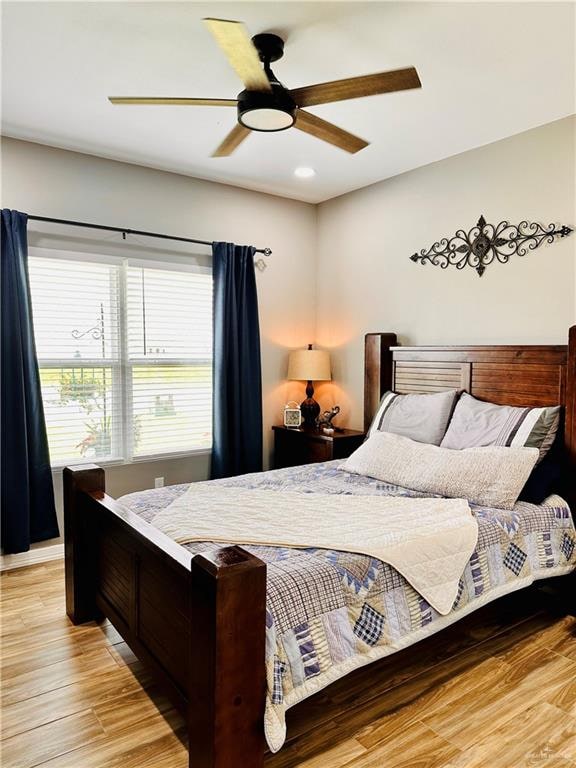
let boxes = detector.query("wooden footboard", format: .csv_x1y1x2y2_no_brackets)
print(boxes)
63,465,267,768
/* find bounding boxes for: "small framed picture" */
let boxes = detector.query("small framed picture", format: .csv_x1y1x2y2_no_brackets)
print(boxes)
283,402,302,428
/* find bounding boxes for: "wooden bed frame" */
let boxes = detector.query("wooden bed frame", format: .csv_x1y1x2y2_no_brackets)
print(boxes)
64,327,576,768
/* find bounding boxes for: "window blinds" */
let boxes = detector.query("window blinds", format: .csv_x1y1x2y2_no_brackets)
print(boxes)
28,252,212,466
126,263,212,458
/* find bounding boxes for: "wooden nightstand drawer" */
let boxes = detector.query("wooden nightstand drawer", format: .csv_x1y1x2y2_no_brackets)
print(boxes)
301,438,332,464
272,426,365,469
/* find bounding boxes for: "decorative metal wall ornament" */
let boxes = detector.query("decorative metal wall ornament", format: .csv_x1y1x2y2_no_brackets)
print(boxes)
410,215,572,277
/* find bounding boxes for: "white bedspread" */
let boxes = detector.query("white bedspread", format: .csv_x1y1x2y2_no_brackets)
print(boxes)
152,485,478,615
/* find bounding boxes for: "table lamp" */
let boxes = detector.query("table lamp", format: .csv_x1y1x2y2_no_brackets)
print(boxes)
287,344,331,427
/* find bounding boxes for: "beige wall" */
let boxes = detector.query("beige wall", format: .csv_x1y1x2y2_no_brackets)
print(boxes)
1,137,317,547
314,116,576,431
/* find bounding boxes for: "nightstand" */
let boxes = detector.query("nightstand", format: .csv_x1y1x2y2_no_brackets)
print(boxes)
272,425,365,469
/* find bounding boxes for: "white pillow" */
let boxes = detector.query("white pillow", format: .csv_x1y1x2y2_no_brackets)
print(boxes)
340,431,539,510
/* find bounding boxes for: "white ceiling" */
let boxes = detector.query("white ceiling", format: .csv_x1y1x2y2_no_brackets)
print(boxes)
2,1,575,204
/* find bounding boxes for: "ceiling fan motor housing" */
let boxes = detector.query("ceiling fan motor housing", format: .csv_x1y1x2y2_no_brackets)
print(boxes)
237,84,297,132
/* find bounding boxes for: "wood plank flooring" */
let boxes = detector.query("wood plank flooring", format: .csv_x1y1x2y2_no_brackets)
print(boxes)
1,559,575,767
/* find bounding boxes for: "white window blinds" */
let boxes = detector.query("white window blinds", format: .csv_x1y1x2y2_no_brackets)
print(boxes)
28,251,212,467
126,263,212,458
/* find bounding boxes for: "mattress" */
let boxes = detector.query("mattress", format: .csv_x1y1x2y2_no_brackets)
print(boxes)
119,460,576,752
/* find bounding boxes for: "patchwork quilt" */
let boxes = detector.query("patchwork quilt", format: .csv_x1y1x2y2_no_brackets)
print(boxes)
119,461,576,752
151,486,478,614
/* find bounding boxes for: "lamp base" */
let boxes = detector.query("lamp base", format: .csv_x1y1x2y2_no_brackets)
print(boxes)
300,397,320,428
300,380,320,428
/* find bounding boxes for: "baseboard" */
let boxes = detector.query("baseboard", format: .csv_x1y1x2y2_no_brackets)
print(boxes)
0,543,64,571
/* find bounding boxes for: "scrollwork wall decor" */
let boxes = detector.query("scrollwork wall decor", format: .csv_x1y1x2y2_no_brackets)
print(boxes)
410,215,572,277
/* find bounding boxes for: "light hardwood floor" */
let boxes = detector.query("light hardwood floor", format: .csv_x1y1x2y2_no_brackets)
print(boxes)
1,559,575,768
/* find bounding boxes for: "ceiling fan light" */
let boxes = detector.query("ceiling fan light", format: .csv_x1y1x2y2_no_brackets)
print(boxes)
237,86,296,133
240,107,294,131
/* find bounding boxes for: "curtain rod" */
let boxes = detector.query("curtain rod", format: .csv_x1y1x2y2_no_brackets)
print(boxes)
27,215,272,256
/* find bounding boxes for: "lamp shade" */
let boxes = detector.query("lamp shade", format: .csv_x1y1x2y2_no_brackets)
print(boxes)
287,348,331,382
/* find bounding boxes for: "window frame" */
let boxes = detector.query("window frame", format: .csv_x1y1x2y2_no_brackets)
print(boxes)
29,247,213,470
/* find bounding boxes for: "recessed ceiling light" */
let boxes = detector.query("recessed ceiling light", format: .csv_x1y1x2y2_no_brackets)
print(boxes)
294,167,316,179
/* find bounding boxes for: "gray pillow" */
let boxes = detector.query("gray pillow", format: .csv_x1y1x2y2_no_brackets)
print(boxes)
368,389,461,446
440,392,560,462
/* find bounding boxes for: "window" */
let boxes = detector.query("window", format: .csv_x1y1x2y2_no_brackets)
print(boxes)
28,250,212,466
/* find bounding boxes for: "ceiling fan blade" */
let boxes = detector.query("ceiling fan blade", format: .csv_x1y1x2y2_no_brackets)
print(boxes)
291,67,421,107
212,123,251,157
108,97,237,106
204,18,271,93
295,110,368,154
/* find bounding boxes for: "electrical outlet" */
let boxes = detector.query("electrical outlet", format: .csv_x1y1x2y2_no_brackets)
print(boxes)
154,477,165,488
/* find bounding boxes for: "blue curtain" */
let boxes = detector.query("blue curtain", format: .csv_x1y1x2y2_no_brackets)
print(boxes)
1,209,59,553
211,242,263,479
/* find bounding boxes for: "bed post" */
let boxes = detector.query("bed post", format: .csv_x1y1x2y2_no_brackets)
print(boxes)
189,546,267,768
63,464,105,625
565,325,576,511
364,333,398,431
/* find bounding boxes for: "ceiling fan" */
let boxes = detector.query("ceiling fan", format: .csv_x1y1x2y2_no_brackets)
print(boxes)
109,18,422,158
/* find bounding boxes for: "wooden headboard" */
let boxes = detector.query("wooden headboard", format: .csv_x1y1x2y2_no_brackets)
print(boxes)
364,327,576,503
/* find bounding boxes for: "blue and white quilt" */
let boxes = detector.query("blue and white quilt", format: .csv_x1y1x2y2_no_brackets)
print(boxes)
120,461,576,752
